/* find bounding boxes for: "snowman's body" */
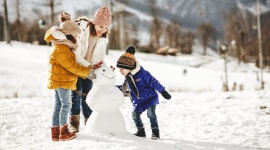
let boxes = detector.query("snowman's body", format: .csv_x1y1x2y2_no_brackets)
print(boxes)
85,64,127,135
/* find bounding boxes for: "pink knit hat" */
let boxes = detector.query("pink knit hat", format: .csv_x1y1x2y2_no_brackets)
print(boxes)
92,6,111,26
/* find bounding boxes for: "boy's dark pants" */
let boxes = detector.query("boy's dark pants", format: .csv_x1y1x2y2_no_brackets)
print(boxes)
132,105,158,129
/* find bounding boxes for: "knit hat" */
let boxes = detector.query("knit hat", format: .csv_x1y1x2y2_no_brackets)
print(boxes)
92,6,111,26
59,12,81,37
117,46,136,70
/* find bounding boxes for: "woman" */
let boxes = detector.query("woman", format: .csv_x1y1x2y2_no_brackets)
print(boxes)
69,6,112,133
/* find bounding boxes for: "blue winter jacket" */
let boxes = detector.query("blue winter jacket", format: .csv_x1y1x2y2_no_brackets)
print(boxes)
127,64,165,112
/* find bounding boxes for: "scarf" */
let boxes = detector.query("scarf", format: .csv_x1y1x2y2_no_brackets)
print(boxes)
84,34,99,63
52,39,78,51
126,73,140,99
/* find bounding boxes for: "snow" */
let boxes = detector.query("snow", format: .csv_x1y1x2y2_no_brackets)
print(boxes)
124,6,153,21
0,41,270,150
245,2,270,15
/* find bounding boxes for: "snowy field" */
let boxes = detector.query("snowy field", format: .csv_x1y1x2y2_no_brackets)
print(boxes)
0,42,270,150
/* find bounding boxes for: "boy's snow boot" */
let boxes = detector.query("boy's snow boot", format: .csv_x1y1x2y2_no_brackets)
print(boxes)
59,124,76,141
84,117,89,126
134,127,146,138
51,126,59,141
151,128,160,140
69,115,80,133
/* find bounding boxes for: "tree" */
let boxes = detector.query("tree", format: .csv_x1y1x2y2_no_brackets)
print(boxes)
34,0,61,26
225,6,270,68
49,0,55,26
259,12,270,67
109,3,134,50
224,8,249,63
26,21,46,45
165,20,182,49
180,31,195,54
125,24,139,48
15,0,22,41
3,0,11,43
0,15,4,41
10,19,25,42
197,22,216,55
148,0,163,52
109,27,120,50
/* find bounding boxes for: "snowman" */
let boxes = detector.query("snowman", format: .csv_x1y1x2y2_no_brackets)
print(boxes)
84,63,127,136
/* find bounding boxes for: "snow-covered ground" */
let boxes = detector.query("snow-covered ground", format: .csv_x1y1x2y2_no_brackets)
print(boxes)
0,42,270,150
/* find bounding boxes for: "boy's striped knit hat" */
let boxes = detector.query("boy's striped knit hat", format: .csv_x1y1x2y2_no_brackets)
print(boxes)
117,46,136,70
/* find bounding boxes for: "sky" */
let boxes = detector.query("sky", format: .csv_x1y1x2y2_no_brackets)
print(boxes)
0,41,270,150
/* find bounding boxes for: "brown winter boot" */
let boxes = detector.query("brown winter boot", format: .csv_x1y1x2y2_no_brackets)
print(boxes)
69,115,80,133
51,126,59,141
59,124,76,141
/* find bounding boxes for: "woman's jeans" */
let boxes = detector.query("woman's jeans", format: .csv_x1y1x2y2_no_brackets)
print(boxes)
52,88,71,127
70,77,93,119
132,105,159,129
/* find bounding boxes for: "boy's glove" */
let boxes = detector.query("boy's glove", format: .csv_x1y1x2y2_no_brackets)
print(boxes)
161,90,171,100
115,85,130,97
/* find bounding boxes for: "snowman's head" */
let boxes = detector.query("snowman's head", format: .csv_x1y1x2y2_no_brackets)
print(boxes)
93,63,116,86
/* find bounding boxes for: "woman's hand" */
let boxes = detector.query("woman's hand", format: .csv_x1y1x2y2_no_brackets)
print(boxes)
90,61,103,70
87,61,103,80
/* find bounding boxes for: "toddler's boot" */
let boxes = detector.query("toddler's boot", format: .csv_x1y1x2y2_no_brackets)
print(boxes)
151,128,160,140
69,115,80,133
134,127,146,138
59,124,76,141
51,126,59,141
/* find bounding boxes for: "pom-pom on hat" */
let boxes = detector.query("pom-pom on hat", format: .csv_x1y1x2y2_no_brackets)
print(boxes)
59,12,71,23
58,12,81,37
92,6,111,26
117,46,136,70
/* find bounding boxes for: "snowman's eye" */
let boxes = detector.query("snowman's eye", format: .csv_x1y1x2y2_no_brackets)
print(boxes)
103,70,105,72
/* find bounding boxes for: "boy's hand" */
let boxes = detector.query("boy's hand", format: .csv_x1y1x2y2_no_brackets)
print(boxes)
161,90,171,100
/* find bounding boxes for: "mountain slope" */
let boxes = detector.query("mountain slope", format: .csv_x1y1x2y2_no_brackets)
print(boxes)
116,0,270,38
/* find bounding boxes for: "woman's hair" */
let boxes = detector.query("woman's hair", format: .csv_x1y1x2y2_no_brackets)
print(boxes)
89,22,110,38
66,35,77,44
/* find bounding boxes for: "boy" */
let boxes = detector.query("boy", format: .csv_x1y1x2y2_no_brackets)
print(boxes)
116,46,171,140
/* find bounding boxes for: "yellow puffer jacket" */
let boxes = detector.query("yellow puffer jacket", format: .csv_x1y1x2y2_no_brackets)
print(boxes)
44,29,91,90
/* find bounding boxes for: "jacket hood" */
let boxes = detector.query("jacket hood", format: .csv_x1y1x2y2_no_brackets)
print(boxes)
44,26,66,42
131,61,140,75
